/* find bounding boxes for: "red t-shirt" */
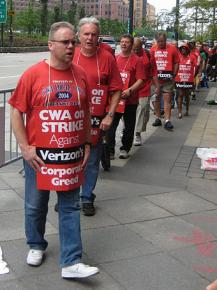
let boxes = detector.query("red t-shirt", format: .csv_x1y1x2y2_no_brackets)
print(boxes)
137,49,158,98
8,60,90,146
99,42,114,56
150,44,179,82
190,48,201,67
116,53,145,105
175,52,197,86
73,47,122,93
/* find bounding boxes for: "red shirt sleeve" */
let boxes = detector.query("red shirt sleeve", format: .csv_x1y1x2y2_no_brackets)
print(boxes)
106,52,123,92
135,56,145,81
172,45,180,64
8,67,34,113
150,53,158,77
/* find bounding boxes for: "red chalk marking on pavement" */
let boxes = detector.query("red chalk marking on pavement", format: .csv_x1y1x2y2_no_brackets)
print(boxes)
196,242,217,257
174,229,217,257
174,229,215,244
193,264,217,273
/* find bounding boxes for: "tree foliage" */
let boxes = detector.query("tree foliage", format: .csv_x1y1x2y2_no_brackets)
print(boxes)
99,19,127,39
40,0,48,36
14,1,40,35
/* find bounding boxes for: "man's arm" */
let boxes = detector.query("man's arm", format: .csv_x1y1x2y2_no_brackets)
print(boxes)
122,79,144,98
152,76,160,95
173,62,179,78
100,90,121,131
10,107,44,171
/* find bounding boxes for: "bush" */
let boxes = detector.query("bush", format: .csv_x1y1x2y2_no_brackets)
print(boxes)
2,33,48,47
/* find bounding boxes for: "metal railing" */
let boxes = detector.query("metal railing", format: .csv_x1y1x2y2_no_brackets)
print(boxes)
0,88,22,167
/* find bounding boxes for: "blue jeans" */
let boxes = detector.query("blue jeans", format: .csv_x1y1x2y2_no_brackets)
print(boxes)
24,162,82,267
80,141,102,203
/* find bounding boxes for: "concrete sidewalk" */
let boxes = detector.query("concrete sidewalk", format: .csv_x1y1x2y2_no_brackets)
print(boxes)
1,83,217,290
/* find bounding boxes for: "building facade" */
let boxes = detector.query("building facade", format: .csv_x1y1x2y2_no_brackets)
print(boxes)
13,0,128,23
13,0,155,26
146,3,156,24
79,0,128,23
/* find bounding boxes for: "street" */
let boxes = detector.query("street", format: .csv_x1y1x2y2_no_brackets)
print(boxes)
0,52,49,90
0,46,121,91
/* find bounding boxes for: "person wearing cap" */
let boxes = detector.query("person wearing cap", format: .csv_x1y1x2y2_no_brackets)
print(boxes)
175,43,197,118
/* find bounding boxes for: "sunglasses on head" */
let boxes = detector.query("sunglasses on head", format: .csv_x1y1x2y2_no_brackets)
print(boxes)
51,39,76,46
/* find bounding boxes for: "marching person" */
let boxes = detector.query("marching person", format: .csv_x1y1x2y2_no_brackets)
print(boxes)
8,22,99,279
73,17,122,216
107,34,145,158
188,40,202,100
133,37,160,146
150,32,179,131
175,43,197,118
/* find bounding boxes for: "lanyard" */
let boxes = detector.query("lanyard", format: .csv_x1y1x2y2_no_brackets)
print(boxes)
117,53,132,72
45,57,81,107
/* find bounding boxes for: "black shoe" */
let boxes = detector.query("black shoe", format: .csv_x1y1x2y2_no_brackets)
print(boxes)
54,203,58,212
164,121,174,131
152,118,162,127
192,94,196,100
82,203,95,216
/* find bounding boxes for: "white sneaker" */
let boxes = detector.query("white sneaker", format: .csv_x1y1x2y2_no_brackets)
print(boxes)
62,262,99,278
134,135,141,146
119,150,129,159
27,249,45,266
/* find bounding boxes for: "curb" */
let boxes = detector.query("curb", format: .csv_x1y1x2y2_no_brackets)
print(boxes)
0,46,48,53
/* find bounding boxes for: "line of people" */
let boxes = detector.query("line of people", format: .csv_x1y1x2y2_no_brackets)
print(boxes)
8,16,210,283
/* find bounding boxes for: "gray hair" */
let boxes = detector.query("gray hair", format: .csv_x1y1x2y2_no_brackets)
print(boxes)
49,22,75,40
77,17,100,33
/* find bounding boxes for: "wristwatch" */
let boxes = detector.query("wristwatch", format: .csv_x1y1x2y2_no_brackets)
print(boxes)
107,112,114,118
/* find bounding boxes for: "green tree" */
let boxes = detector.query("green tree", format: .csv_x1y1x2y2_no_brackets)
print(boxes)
53,6,61,23
14,1,40,35
78,6,85,20
184,0,217,39
68,0,77,25
99,19,127,39
40,0,48,36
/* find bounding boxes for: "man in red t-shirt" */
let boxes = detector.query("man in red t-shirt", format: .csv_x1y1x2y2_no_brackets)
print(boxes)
8,22,99,279
107,34,145,158
74,17,122,216
133,37,160,146
150,32,179,131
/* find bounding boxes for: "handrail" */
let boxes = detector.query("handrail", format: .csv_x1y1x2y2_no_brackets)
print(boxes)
0,88,22,167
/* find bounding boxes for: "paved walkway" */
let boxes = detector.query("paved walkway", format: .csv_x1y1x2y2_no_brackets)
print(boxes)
1,83,217,290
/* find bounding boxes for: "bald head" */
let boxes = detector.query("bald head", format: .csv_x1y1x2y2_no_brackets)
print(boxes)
133,37,143,56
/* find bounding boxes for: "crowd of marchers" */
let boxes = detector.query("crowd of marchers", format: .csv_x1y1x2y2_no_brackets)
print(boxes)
8,16,217,288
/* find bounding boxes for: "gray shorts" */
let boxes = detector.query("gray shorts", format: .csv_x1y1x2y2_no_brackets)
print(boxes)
160,81,174,93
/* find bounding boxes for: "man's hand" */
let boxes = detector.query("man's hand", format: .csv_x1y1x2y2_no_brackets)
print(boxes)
155,85,160,95
81,144,91,168
21,145,45,171
100,114,113,131
122,88,131,98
